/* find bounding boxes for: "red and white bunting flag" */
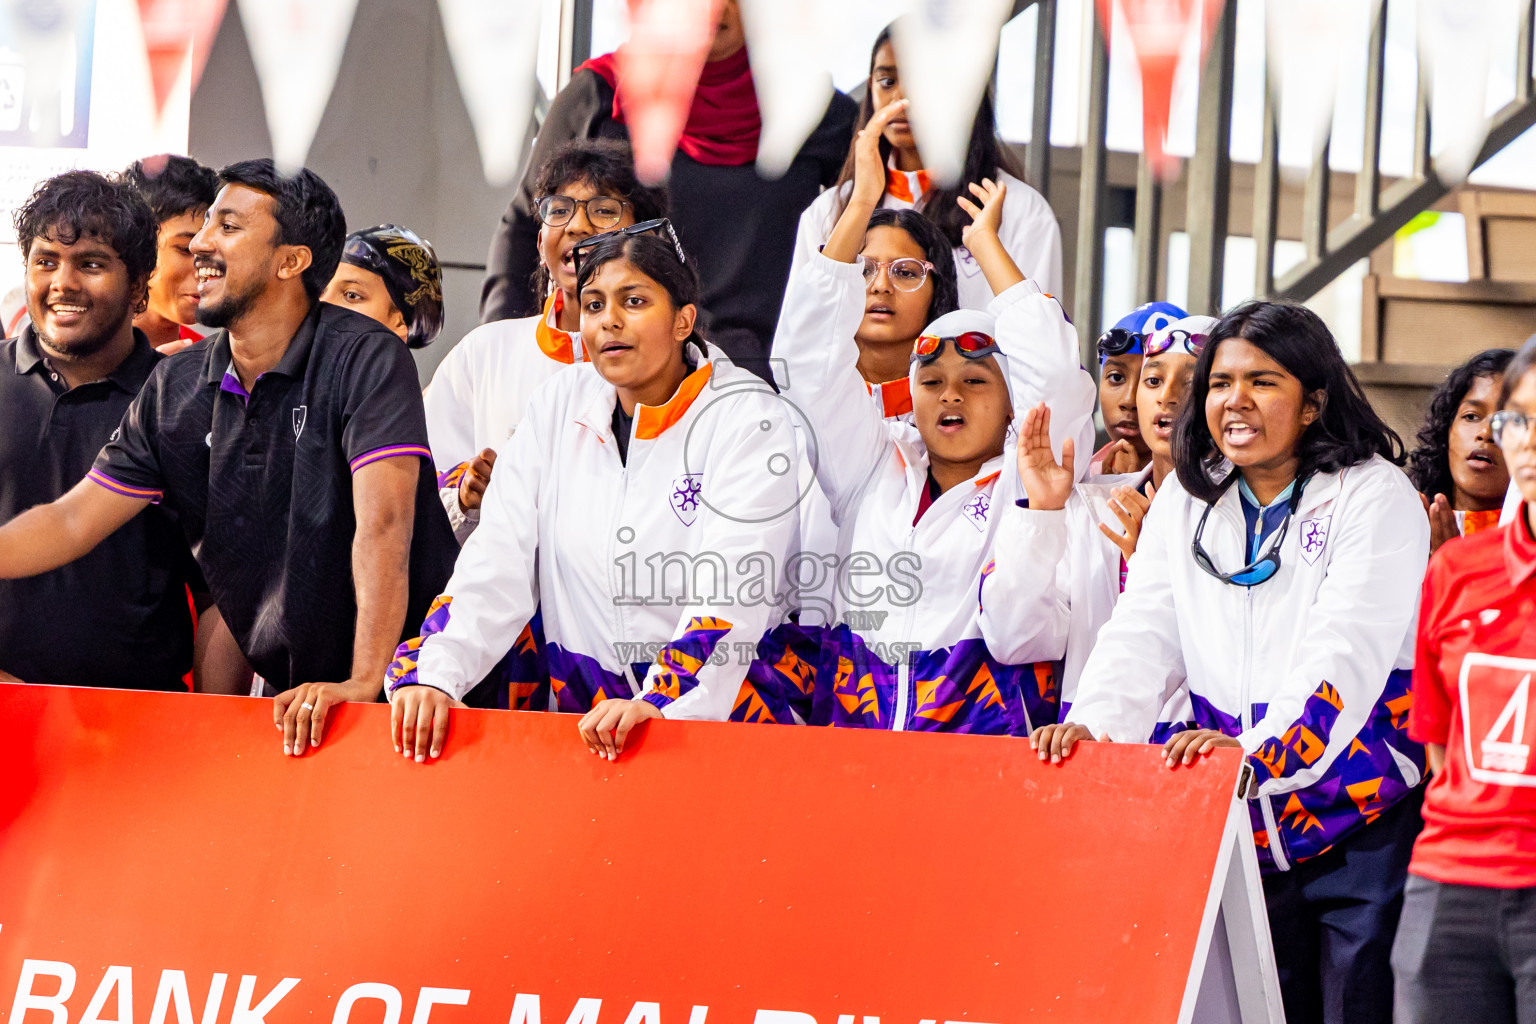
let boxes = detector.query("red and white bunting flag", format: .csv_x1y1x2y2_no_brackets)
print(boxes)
619,0,723,183
236,0,360,174
439,0,543,186
1266,0,1372,171
1419,0,1520,184
136,0,228,120
737,0,835,177
1099,0,1224,180
889,0,1013,187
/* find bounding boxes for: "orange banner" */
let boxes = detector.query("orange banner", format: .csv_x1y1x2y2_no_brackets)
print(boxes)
0,685,1243,1023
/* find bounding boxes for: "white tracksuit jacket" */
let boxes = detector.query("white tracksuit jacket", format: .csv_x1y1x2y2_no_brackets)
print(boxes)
978,466,1191,739
1067,457,1428,870
423,292,581,541
775,252,1095,734
387,344,804,724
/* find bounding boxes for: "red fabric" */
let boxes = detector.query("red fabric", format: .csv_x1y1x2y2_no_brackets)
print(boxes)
1409,509,1536,888
579,47,760,167
177,324,203,343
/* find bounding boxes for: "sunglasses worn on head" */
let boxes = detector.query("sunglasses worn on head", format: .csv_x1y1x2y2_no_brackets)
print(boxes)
1145,328,1208,358
570,218,687,279
1097,327,1145,362
1190,478,1306,588
910,330,999,366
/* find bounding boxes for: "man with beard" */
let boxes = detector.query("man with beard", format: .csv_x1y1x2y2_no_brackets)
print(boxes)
0,170,202,690
0,160,458,758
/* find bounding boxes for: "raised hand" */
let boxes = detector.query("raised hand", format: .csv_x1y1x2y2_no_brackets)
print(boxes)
853,99,909,207
1017,402,1075,512
1424,492,1458,554
956,176,1008,249
1098,480,1155,560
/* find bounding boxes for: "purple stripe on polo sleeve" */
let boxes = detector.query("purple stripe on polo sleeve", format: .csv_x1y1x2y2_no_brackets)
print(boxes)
86,469,163,503
349,444,433,474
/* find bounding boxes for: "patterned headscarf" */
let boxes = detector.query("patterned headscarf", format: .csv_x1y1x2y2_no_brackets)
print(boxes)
340,224,444,348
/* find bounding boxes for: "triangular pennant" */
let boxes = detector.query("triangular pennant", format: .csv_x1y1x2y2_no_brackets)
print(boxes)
236,0,361,174
619,0,723,183
136,0,229,120
1099,0,1224,180
438,0,543,187
1265,0,1371,172
1418,0,1520,185
737,0,835,178
888,0,1012,187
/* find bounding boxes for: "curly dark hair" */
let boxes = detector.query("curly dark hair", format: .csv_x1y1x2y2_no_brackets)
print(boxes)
531,139,670,302
14,170,158,283
865,207,959,326
1174,300,1404,503
1407,348,1515,498
216,159,346,303
121,154,218,224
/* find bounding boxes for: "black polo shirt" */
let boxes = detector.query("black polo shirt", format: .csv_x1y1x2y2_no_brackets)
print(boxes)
90,303,458,691
0,327,197,690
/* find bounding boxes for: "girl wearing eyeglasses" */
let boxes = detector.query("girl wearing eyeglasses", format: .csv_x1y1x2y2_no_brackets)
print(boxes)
979,316,1215,727
1032,301,1428,1024
774,122,1094,734
1406,348,1515,553
1392,340,1536,1022
388,230,803,761
789,24,1062,308
424,140,668,543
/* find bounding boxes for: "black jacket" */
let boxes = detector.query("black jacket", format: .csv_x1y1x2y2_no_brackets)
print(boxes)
479,67,858,376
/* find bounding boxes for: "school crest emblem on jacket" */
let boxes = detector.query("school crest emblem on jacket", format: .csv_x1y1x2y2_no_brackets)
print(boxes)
962,492,990,531
1299,515,1331,565
670,473,704,526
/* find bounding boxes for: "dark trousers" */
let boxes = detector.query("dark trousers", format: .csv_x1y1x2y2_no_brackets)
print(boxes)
1392,873,1536,1024
1261,786,1424,1024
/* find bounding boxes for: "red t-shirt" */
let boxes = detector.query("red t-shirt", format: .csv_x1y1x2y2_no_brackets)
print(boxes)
1410,508,1536,888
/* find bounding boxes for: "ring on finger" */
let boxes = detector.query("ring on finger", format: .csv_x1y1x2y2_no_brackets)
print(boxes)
301,702,315,711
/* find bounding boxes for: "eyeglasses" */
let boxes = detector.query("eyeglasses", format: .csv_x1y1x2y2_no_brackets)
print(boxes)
1190,480,1306,588
1145,328,1208,358
1492,410,1536,447
570,218,687,279
859,255,934,292
1096,327,1146,363
910,330,999,366
535,194,630,229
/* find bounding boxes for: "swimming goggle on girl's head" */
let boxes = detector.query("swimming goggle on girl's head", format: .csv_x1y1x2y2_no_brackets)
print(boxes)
1144,314,1220,358
1096,301,1187,363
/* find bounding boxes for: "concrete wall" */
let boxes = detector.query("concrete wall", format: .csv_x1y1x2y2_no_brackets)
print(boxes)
188,0,517,385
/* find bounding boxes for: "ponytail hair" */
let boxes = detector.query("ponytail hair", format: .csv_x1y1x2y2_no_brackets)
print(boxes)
575,231,706,358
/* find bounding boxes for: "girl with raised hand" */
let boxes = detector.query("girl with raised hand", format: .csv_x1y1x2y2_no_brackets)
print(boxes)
424,140,668,542
1392,341,1536,1023
1031,301,1427,1024
386,228,802,762
789,24,1062,310
1406,348,1514,553
773,120,1094,734
978,316,1216,723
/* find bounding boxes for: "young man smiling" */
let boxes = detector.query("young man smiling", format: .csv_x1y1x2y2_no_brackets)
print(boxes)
0,160,457,757
0,170,202,691
122,154,218,354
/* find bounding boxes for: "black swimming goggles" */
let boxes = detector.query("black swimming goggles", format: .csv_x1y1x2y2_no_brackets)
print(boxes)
570,218,687,278
1096,327,1147,362
1190,477,1308,588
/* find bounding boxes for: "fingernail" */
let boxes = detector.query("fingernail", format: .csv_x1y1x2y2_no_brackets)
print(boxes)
282,745,290,756
430,749,440,758
415,753,424,763
311,737,319,747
